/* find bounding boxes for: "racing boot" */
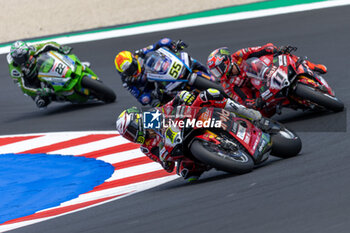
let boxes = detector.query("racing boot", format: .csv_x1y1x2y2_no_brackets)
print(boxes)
297,57,327,74
177,160,205,182
34,96,51,109
305,60,327,74
81,61,91,69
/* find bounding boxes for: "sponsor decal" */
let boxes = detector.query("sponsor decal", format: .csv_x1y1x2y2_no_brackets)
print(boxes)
217,109,230,130
232,122,238,134
215,55,224,65
143,110,162,129
162,60,170,71
159,146,168,161
160,38,170,44
252,137,260,151
236,124,246,140
258,140,267,153
265,66,278,79
141,95,151,104
143,110,222,130
11,69,21,78
243,132,250,144
154,60,162,71
261,89,273,100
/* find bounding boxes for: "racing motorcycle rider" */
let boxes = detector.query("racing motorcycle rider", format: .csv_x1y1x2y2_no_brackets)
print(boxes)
114,38,209,107
116,88,263,182
7,40,90,108
207,44,328,116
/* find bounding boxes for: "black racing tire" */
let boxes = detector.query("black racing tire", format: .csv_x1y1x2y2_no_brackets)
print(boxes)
190,139,254,174
270,127,302,158
81,76,116,103
294,83,344,112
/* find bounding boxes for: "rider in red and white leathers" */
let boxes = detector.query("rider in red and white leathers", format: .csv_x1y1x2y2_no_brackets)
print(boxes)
207,43,328,116
116,88,262,182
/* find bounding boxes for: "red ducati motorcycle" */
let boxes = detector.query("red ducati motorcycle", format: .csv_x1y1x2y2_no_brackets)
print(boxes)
224,47,344,117
159,105,301,175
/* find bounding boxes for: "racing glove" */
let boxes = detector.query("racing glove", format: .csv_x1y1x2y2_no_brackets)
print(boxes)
60,45,72,55
254,117,272,132
278,45,297,55
173,40,188,52
134,49,145,58
245,97,265,110
297,57,328,74
178,91,195,105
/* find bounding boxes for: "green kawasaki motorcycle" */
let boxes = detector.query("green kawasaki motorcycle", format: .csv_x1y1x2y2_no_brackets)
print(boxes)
36,51,116,104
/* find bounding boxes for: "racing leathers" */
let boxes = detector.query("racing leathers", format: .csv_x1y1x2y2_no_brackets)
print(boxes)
218,43,328,116
139,88,262,181
220,43,280,107
7,41,72,108
120,38,208,107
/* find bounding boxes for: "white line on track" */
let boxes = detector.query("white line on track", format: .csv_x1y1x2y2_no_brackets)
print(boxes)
48,135,124,155
97,148,144,164
0,0,349,55
0,133,84,154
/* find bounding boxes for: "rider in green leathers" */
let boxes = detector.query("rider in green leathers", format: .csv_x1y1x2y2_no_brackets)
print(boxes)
7,40,73,108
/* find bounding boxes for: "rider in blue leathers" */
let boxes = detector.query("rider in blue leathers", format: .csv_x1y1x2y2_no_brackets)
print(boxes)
114,38,208,107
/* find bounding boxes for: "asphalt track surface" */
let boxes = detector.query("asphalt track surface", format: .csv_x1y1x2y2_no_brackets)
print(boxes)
1,5,350,233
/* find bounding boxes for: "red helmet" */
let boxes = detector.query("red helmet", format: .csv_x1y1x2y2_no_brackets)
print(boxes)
207,47,233,79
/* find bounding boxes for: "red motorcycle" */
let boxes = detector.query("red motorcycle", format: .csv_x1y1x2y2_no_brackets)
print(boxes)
158,105,301,175
224,47,344,117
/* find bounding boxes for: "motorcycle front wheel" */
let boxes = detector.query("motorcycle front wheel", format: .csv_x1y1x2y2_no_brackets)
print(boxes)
190,138,254,174
270,126,302,158
294,83,344,112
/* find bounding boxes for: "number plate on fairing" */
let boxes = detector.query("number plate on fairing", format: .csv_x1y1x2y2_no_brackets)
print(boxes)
38,52,75,85
145,48,187,82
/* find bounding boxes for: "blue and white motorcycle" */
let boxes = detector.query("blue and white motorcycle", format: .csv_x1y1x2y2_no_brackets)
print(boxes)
143,47,226,105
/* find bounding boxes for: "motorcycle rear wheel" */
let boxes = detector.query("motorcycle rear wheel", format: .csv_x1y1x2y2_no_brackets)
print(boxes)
81,76,116,103
294,83,344,112
190,138,254,174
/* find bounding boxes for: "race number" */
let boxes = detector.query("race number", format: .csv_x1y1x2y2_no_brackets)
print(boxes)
271,70,286,89
169,62,182,78
55,63,66,75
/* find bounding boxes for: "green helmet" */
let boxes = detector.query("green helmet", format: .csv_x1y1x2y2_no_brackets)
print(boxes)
10,41,37,78
10,41,31,66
